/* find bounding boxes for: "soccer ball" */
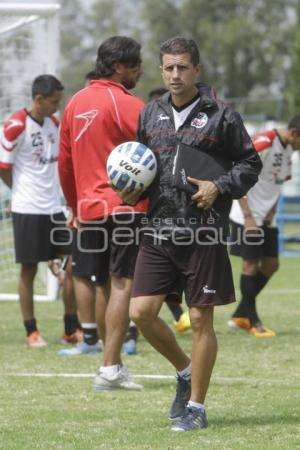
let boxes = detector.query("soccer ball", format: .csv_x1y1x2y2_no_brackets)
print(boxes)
107,141,157,191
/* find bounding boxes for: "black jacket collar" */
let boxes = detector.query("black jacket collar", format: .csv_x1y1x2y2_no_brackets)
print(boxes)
157,83,218,111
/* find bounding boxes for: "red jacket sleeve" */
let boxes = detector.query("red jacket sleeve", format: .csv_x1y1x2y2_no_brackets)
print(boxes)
58,108,78,217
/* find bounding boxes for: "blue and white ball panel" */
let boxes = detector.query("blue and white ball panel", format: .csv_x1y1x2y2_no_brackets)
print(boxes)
107,141,157,190
114,172,130,191
116,141,155,168
107,167,118,181
117,141,133,156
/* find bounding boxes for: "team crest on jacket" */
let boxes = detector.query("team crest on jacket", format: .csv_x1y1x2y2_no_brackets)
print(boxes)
191,113,208,129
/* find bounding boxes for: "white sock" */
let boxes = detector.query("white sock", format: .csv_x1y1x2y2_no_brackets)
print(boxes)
81,322,97,329
177,362,192,380
100,364,120,376
188,400,205,411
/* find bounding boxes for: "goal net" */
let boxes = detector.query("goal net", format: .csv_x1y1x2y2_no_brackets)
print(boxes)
0,2,61,301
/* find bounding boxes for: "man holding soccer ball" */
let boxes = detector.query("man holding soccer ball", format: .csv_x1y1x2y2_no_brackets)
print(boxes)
119,36,262,432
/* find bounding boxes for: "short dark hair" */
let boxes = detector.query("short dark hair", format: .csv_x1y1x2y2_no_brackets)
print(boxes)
32,74,64,98
85,70,98,81
159,36,200,66
148,86,168,101
95,36,141,78
288,114,300,133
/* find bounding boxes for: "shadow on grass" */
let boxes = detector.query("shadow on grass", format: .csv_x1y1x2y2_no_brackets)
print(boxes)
275,329,300,337
212,413,299,427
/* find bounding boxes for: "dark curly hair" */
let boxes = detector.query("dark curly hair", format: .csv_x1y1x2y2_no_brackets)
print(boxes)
95,36,141,78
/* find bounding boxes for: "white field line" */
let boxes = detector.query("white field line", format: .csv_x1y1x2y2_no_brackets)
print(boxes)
3,372,300,385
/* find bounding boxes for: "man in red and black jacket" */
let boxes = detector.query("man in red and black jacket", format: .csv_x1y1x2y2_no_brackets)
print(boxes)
59,36,146,389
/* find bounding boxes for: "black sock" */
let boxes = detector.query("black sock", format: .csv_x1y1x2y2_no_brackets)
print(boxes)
232,274,258,321
24,318,38,336
254,271,269,296
250,271,269,325
233,272,269,324
125,324,138,342
82,325,98,345
64,314,80,335
167,302,183,321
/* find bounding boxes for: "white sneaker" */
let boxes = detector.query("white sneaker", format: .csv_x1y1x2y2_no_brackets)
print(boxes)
57,340,102,356
94,366,143,391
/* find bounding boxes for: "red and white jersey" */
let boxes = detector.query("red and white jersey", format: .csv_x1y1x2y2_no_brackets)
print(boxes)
0,109,62,214
230,130,293,226
59,79,148,221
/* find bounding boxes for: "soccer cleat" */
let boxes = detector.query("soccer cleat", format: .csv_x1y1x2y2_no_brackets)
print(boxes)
26,331,47,348
227,317,251,331
171,405,208,432
174,311,191,333
57,340,102,356
94,366,143,391
60,329,83,345
122,339,137,355
248,323,276,338
169,375,191,420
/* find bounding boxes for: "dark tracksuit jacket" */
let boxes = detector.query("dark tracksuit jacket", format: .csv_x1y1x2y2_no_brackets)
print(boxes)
137,83,262,238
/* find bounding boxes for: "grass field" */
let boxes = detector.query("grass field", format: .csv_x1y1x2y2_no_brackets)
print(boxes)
0,256,300,450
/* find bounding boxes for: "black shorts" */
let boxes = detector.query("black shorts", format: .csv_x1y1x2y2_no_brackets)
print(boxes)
131,235,235,308
229,220,278,259
72,233,106,284
12,212,72,263
71,214,144,285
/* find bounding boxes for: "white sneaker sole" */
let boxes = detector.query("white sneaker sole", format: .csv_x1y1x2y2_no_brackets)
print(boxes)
227,319,246,331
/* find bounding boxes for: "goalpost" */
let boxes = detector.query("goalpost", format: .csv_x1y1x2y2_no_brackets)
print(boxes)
0,3,61,301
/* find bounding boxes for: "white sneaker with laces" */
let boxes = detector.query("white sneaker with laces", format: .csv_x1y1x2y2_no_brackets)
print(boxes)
94,366,143,391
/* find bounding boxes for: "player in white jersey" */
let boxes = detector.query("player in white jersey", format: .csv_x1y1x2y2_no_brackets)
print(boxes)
228,115,300,337
0,75,80,347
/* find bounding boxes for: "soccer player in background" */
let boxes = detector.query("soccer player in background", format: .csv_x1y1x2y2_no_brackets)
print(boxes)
123,36,261,432
0,75,80,347
59,36,147,389
228,115,300,337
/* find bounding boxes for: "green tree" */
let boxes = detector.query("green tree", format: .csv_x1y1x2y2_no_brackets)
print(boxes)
60,0,94,100
84,0,144,63
138,0,183,98
59,0,298,112
83,0,145,97
141,0,296,101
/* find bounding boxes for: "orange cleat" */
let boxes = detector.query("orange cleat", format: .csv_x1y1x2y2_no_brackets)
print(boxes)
26,331,47,348
227,317,251,331
61,329,83,345
174,312,191,333
248,324,276,338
